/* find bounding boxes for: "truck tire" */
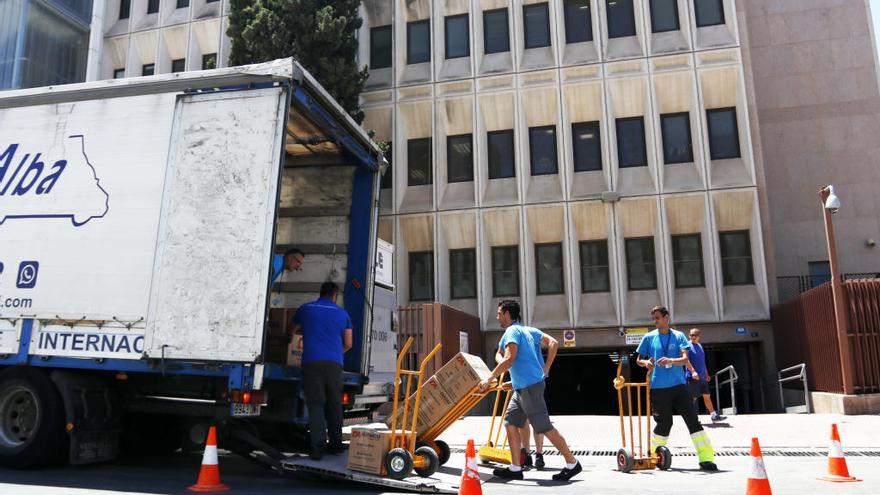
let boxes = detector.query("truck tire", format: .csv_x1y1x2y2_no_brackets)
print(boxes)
0,368,67,468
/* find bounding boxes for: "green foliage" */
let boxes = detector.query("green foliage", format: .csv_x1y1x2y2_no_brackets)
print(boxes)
227,0,369,123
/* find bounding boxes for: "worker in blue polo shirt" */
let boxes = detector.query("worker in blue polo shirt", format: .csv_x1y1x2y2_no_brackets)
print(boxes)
272,248,305,283
292,281,353,460
635,306,717,471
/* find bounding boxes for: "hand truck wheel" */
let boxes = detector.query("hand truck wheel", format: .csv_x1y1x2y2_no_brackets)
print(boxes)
384,448,414,480
413,446,439,477
655,445,672,471
616,448,634,473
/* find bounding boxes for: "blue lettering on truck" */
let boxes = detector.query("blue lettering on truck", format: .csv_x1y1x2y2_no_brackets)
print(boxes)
37,331,144,355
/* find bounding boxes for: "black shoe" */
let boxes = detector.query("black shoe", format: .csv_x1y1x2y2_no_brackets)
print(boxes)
326,443,347,455
493,467,524,480
520,448,533,469
535,453,545,469
552,461,582,481
309,449,323,461
699,461,718,471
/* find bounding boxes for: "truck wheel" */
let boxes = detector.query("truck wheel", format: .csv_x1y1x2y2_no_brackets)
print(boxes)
0,368,66,468
384,447,413,480
655,445,672,470
413,446,439,477
616,448,634,473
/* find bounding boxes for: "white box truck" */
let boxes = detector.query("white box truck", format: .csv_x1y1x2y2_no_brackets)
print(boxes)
0,59,390,468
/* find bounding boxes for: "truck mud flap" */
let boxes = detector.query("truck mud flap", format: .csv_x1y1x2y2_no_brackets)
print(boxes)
281,455,459,494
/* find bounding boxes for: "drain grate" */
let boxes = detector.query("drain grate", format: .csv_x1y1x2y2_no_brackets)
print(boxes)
450,447,880,458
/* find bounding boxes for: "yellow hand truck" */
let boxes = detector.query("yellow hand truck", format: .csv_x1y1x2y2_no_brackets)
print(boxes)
477,373,513,465
612,360,672,473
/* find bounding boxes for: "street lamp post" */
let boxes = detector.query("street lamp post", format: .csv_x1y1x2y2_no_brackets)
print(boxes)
819,185,854,395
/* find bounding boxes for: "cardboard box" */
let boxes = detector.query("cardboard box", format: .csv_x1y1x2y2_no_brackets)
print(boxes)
434,352,492,402
286,334,303,367
347,425,415,475
386,376,455,435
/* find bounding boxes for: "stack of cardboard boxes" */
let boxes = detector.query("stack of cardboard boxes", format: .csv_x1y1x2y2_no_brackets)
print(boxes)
347,352,492,475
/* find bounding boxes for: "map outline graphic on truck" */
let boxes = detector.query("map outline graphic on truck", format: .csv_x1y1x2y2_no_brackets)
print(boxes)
0,134,110,227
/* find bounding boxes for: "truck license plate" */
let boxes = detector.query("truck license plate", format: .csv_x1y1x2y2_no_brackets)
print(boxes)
231,403,261,417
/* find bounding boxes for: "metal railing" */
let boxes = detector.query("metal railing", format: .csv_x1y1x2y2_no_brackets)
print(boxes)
777,272,880,301
778,364,810,414
714,365,738,416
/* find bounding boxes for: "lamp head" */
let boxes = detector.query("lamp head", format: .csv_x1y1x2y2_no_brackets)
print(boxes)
824,185,840,214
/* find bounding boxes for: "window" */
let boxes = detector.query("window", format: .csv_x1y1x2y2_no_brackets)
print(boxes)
407,138,432,186
176,0,189,8
607,0,636,38
563,0,593,43
380,143,393,189
407,20,431,64
147,0,159,14
206,0,219,3
119,0,130,19
529,126,558,176
492,246,520,297
660,112,693,164
409,252,434,301
488,130,515,179
142,64,155,76
447,134,473,183
113,68,125,79
445,14,470,59
171,58,186,73
707,107,740,160
616,117,647,168
625,237,657,290
649,0,680,33
572,121,602,172
370,26,392,69
450,249,477,299
720,231,754,285
672,234,704,288
202,53,217,70
695,0,725,27
536,243,564,295
808,261,831,288
523,3,551,49
483,8,510,54
579,240,610,292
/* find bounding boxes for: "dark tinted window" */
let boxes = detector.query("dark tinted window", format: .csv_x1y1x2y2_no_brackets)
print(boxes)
625,237,657,290
720,231,754,286
176,0,189,8
616,117,647,168
202,53,217,70
409,251,434,301
142,64,155,76
171,58,186,73
147,0,159,14
380,143,393,189
660,112,693,164
483,8,510,54
649,0,679,33
119,0,130,19
695,0,725,27
488,130,516,179
580,240,610,292
407,138,432,186
523,3,551,49
572,121,602,172
672,234,704,288
450,249,477,299
407,20,431,64
492,246,520,297
808,261,831,288
707,107,741,160
607,0,636,38
447,134,473,183
529,126,558,176
563,0,593,43
536,243,564,295
370,26,392,69
113,68,125,79
445,14,470,59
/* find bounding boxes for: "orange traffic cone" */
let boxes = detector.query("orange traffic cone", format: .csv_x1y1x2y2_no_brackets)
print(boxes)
818,423,861,482
189,426,230,492
459,439,482,495
746,438,772,495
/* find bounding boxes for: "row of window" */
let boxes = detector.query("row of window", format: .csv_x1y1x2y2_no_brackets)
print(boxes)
382,107,739,189
118,0,219,19
369,0,726,69
112,53,217,78
408,230,754,301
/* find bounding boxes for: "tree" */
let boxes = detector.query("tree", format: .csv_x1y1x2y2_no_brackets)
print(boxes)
227,0,369,123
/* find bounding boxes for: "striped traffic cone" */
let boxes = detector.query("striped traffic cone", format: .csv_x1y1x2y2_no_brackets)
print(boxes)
459,439,482,495
818,423,861,482
188,426,230,492
746,438,772,495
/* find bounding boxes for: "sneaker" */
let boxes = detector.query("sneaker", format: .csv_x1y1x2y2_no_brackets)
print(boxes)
699,461,718,471
520,448,533,469
493,467,524,480
710,412,727,422
534,453,545,470
552,461,582,481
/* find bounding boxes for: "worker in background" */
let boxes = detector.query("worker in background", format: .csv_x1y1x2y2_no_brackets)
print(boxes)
685,328,727,422
479,300,581,481
636,306,718,471
292,282,353,460
273,248,305,283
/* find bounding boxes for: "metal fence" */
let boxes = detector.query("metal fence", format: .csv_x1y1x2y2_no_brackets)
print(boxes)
777,273,880,302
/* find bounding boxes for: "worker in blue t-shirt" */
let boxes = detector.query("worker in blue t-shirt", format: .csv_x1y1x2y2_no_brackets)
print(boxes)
272,248,305,283
685,327,726,422
635,306,717,471
479,300,581,481
291,281,353,460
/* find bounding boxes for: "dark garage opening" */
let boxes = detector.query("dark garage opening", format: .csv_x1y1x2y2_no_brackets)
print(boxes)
545,352,622,415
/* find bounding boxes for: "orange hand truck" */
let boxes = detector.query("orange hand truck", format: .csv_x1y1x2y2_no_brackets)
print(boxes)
477,373,513,465
612,360,672,473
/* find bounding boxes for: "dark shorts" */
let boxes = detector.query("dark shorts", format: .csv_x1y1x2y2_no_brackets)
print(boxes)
505,380,553,434
688,379,710,398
